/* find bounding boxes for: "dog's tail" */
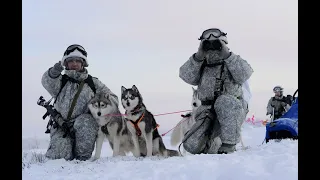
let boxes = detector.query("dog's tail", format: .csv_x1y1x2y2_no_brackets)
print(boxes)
170,119,184,146
159,137,181,157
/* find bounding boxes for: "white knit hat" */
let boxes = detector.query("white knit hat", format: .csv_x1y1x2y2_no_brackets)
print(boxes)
61,44,89,67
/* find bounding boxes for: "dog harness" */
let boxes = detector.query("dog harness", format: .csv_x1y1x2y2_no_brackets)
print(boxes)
128,112,160,137
129,113,145,136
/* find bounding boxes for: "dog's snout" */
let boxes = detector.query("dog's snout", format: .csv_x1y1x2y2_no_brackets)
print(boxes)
126,100,130,107
97,112,101,116
193,102,197,107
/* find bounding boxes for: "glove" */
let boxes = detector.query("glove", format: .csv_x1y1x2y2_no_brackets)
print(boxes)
194,41,206,61
48,61,64,78
61,121,75,139
220,45,231,60
60,59,65,67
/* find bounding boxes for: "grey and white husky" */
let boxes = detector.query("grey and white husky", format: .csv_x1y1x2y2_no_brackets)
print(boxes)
88,92,135,161
121,85,180,157
170,87,200,155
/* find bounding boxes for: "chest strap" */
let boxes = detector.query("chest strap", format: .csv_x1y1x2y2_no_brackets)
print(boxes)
128,113,160,136
67,81,85,120
129,113,145,136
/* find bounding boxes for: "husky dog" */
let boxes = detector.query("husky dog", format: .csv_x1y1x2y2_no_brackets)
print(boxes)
88,92,135,161
170,87,200,155
121,85,180,157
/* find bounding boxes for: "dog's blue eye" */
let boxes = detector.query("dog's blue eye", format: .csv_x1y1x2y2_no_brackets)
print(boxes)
130,96,135,100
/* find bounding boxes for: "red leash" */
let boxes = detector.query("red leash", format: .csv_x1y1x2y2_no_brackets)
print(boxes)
160,118,189,136
154,110,191,116
104,110,191,117
103,109,192,136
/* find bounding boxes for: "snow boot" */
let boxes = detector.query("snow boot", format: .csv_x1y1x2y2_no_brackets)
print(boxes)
218,143,236,154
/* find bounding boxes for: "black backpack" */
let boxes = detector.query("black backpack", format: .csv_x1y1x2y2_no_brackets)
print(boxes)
53,74,96,104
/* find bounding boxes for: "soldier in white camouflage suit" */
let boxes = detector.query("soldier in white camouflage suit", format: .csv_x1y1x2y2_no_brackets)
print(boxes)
266,86,292,120
41,44,118,161
179,28,254,154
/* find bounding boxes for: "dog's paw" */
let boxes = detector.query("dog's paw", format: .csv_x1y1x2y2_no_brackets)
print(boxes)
240,146,250,150
90,156,99,162
132,150,141,157
112,152,120,157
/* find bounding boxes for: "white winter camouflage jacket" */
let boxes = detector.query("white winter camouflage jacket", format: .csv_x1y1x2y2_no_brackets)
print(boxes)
179,52,254,101
41,68,119,120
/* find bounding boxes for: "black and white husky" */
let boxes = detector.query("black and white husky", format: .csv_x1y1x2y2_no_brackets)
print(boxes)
121,85,180,157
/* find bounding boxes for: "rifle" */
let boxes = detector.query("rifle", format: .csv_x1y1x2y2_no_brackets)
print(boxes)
37,96,74,138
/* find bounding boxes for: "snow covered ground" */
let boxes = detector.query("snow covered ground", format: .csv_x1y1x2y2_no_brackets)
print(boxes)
22,122,298,180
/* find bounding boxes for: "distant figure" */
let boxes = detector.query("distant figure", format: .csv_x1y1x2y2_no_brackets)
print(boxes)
266,86,292,120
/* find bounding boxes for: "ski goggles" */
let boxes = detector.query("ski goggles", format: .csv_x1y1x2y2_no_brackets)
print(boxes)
198,28,227,40
65,57,84,63
64,44,87,57
273,87,283,92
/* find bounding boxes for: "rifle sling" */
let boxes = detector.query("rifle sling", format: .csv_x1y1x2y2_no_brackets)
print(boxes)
67,81,85,120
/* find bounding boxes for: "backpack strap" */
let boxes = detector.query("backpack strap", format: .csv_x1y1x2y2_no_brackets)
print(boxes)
53,74,96,105
201,60,225,96
273,96,287,103
67,81,85,120
54,74,69,104
84,75,96,94
271,96,287,114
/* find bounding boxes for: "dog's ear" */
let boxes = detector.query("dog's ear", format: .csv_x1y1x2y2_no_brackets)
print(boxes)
132,85,139,93
121,86,126,94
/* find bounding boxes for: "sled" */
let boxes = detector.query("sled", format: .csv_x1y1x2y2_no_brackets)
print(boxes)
265,89,298,143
